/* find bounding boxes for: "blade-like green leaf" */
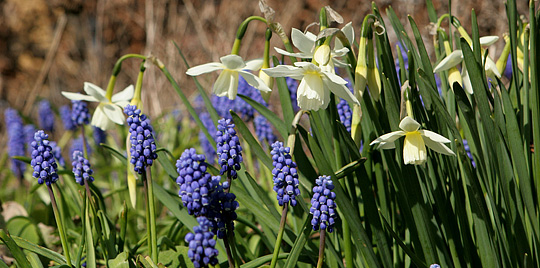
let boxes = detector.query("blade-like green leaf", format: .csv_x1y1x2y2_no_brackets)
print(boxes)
238,94,287,140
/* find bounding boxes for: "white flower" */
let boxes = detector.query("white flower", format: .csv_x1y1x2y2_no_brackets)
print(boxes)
62,82,134,130
370,116,455,165
186,54,271,100
433,36,500,94
263,62,359,111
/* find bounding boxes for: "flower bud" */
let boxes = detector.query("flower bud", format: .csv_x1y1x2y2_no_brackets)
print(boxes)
314,44,331,66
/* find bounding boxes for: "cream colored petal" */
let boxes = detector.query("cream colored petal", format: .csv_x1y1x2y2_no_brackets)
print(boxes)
461,64,474,94
294,61,320,72
370,130,406,149
423,137,456,156
403,132,427,165
274,47,312,58
84,82,108,102
335,22,354,50
213,70,239,99
244,59,264,71
61,91,99,102
485,56,501,78
399,116,421,132
263,65,304,80
419,130,451,143
291,28,316,54
239,71,272,92
102,103,125,125
314,45,331,66
433,50,463,73
323,75,359,106
331,47,349,58
91,105,115,131
297,74,325,111
186,62,224,76
480,36,499,46
112,85,134,103
220,54,246,70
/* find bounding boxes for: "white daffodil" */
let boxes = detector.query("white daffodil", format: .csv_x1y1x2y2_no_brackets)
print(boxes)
186,54,271,100
263,62,359,111
370,116,455,165
62,82,134,130
433,36,500,94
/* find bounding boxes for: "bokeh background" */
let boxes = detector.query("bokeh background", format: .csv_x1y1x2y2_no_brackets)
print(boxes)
0,0,528,130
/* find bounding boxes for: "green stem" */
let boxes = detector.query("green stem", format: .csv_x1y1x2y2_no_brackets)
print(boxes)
48,185,72,267
270,203,288,268
105,54,146,100
222,230,235,268
145,168,158,262
231,16,267,55
342,217,353,267
317,229,326,268
131,60,146,108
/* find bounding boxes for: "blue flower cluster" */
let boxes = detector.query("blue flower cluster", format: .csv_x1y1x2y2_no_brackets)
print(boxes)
24,124,36,155
38,100,55,132
212,76,267,121
30,130,59,185
216,118,243,179
310,175,337,232
254,115,276,145
337,99,352,133
4,108,26,178
71,100,90,126
125,105,158,174
176,148,220,216
185,217,219,268
50,141,65,167
199,112,216,164
93,126,107,145
429,265,441,268
71,137,92,158
72,150,94,185
207,188,239,239
60,105,77,131
270,141,300,206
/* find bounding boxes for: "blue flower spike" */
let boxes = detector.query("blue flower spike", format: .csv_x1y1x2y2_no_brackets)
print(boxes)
271,141,301,206
71,100,91,127
72,150,94,186
216,118,243,179
38,100,55,132
30,130,59,186
60,105,76,131
185,217,219,268
310,175,337,233
5,108,26,178
124,105,158,174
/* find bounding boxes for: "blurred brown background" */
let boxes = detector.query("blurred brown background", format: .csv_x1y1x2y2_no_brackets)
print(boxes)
0,0,529,119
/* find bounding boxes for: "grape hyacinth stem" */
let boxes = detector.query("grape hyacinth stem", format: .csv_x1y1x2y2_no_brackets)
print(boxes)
143,168,158,262
270,202,288,268
222,232,235,268
317,229,326,268
47,185,72,267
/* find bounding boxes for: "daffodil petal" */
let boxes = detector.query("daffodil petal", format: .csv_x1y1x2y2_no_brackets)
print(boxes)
403,132,427,165
297,74,325,111
186,62,224,76
274,47,312,58
61,91,99,102
263,65,304,79
335,22,354,50
399,116,421,132
112,85,134,103
480,36,499,46
294,61,320,71
461,64,474,94
323,75,359,105
213,70,239,99
244,59,263,71
102,103,125,125
332,58,349,68
220,54,246,70
485,56,501,78
91,105,115,131
370,130,406,148
239,71,272,92
291,28,316,54
84,82,108,102
423,136,456,156
331,47,350,58
419,130,451,143
433,50,463,73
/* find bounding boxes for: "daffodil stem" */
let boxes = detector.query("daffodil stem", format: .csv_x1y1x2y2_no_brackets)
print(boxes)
270,203,288,268
316,229,326,268
319,7,327,31
262,28,272,69
342,218,353,267
132,60,146,108
231,16,267,55
48,185,72,267
106,54,147,100
143,168,158,262
435,13,451,30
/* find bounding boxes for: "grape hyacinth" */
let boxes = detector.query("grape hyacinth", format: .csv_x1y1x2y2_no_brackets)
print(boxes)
176,148,220,216
24,124,37,155
254,115,277,145
216,118,243,179
30,130,59,185
59,105,76,131
50,141,66,167
207,186,239,239
199,112,217,164
310,175,337,232
337,99,352,133
125,105,158,174
4,108,26,178
429,265,441,268
71,137,92,158
93,126,107,145
72,150,94,186
212,76,267,121
185,217,219,268
38,100,55,132
71,100,90,126
270,141,301,206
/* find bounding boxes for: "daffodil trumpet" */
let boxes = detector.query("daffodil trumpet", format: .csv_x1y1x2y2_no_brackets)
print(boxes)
370,116,455,165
